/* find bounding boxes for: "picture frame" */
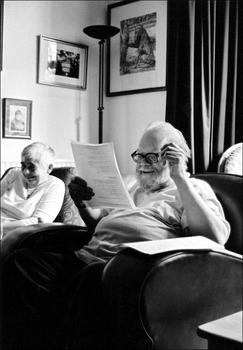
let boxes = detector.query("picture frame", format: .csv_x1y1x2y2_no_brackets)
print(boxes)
2,98,32,139
37,35,88,90
107,0,167,96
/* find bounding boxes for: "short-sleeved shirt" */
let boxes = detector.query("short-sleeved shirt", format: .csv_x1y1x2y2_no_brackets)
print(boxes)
1,168,65,237
75,176,230,264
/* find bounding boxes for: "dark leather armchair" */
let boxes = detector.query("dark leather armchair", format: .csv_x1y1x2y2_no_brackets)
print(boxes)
101,173,242,350
1,167,92,259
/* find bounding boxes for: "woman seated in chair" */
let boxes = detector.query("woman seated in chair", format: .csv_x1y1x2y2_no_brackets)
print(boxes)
1,142,65,238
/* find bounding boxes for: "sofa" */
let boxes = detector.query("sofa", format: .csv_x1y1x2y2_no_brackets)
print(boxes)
1,168,242,349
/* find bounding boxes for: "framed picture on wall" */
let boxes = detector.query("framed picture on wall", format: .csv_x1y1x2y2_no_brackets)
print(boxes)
2,98,32,139
107,0,167,96
37,35,88,90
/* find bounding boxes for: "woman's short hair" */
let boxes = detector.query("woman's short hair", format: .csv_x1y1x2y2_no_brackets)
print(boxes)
21,142,55,166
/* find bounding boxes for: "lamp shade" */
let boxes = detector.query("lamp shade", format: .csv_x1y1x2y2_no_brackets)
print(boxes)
83,25,120,40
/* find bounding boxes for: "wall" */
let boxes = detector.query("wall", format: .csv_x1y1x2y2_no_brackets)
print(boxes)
1,0,108,170
105,88,166,176
1,0,167,176
104,0,167,175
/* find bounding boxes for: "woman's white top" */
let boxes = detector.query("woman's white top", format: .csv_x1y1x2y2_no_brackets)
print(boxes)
1,168,65,237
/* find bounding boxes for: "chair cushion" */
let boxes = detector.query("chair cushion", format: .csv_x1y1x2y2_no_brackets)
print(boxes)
50,167,85,226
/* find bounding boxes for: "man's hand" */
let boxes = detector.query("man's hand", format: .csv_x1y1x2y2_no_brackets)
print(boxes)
160,143,187,179
68,176,94,208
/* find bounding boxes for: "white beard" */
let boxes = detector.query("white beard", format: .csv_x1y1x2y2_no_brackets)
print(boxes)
136,172,167,192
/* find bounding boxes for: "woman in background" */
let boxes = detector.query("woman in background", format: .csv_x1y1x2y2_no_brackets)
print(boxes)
1,142,65,238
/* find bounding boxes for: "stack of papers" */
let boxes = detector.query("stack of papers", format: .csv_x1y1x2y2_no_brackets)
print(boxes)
71,142,135,209
118,236,227,255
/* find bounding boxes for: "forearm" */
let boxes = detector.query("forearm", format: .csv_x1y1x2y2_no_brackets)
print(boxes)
174,176,228,244
74,203,106,230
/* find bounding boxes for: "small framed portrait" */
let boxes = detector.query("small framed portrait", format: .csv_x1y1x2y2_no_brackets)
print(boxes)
2,98,32,139
107,0,167,96
37,35,88,90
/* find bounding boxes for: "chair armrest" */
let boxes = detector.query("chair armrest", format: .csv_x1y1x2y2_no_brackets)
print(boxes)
1,223,92,260
102,248,242,350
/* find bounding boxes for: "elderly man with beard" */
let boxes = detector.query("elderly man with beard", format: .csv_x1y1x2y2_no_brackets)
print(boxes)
2,122,230,350
72,121,229,264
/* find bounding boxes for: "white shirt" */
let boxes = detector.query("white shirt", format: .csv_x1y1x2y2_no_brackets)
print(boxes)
1,168,65,238
75,176,230,263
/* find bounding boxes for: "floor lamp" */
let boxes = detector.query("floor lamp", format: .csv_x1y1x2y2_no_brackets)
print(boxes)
83,25,120,143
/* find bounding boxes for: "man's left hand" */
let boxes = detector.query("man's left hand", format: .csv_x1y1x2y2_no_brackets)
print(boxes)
160,143,187,179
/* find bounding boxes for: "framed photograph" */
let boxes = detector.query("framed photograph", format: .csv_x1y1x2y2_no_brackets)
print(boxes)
107,0,167,96
2,98,32,139
37,35,88,90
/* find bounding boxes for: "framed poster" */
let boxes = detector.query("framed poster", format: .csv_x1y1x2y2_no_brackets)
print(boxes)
107,0,167,96
2,98,32,139
37,35,88,90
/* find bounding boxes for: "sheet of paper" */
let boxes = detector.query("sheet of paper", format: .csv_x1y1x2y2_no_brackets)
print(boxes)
119,236,225,255
71,141,135,209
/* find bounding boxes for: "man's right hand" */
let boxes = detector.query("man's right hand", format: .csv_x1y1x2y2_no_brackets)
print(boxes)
68,176,94,207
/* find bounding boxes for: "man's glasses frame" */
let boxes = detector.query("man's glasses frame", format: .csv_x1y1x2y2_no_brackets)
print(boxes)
131,150,162,165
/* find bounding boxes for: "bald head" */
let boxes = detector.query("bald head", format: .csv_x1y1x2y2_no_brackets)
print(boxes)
139,121,191,162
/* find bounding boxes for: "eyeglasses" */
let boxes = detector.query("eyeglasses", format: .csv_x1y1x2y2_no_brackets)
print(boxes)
21,162,36,172
131,150,161,164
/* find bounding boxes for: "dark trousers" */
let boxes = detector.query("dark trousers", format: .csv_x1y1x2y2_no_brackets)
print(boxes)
1,249,106,350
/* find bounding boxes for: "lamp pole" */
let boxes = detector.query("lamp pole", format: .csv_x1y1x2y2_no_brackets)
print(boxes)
98,39,105,144
83,25,120,143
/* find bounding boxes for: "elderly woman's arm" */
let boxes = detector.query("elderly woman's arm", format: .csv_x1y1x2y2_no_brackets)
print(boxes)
2,180,65,234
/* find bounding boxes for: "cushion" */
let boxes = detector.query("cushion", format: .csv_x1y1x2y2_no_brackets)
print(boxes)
218,143,243,175
224,145,242,175
51,167,85,226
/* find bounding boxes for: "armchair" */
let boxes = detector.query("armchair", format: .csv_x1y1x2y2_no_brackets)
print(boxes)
1,167,91,260
101,173,242,350
1,169,242,349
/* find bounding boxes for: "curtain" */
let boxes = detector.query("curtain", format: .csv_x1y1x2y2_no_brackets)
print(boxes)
165,0,242,173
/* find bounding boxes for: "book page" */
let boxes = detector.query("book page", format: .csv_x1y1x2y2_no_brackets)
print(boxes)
71,142,135,209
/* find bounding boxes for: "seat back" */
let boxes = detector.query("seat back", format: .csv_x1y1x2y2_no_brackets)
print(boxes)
192,173,242,254
50,167,85,226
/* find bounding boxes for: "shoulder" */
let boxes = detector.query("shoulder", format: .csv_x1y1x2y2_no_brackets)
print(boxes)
48,174,65,189
189,177,216,198
40,175,65,198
